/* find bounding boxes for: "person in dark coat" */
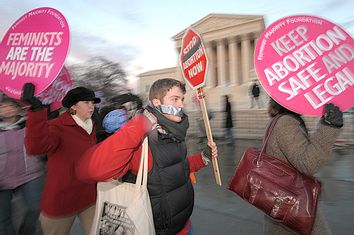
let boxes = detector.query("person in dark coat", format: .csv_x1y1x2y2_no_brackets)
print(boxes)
250,80,262,108
21,83,101,235
224,95,235,145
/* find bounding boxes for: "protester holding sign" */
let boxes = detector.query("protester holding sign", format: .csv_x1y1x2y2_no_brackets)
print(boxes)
77,78,218,235
264,99,342,234
21,83,101,235
251,14,350,234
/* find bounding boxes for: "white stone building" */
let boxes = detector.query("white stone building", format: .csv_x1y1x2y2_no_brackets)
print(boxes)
138,13,354,142
138,13,268,112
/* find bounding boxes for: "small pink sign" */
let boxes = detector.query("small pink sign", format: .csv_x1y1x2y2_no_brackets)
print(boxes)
36,66,72,111
255,15,354,116
0,7,70,99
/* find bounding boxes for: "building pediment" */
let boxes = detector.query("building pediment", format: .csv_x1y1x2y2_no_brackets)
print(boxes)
138,67,176,77
172,14,263,40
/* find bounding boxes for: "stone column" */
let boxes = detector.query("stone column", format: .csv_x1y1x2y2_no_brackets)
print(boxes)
206,42,215,88
254,32,262,50
236,40,242,85
253,34,261,69
216,39,226,87
241,35,251,83
228,37,238,85
254,37,259,49
250,38,255,69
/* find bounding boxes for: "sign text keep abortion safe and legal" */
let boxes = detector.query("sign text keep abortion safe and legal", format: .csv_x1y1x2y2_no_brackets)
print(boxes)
255,15,354,116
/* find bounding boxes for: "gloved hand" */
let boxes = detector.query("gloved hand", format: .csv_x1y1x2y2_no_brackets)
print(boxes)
321,103,343,128
142,109,157,130
201,141,218,163
21,83,44,111
47,109,59,120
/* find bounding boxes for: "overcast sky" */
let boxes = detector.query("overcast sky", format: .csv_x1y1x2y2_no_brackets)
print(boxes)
1,0,353,88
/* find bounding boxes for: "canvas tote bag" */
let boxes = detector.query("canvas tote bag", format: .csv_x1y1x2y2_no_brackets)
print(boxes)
91,137,155,235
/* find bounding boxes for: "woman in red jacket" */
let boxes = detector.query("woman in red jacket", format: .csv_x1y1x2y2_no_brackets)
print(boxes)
21,83,101,235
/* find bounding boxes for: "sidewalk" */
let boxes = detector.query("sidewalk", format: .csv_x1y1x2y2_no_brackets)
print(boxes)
190,138,354,234
16,138,353,234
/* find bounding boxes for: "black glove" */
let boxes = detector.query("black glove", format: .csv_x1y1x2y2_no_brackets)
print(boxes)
21,83,44,111
47,109,59,120
321,103,343,128
202,145,212,160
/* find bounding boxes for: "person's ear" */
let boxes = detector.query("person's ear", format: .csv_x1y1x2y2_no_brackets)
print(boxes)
152,98,161,107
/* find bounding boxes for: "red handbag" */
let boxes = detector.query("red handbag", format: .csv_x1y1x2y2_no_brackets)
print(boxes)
228,115,321,235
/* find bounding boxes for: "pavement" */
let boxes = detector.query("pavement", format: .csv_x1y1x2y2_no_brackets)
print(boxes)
12,138,354,234
189,138,354,235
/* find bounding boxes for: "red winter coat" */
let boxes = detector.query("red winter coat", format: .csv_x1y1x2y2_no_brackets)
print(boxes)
77,114,206,234
25,109,97,216
76,114,206,182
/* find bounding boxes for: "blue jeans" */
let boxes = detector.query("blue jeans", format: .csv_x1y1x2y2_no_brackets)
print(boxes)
0,176,44,235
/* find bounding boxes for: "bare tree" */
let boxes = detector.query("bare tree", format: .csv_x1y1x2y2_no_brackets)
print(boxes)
68,57,129,101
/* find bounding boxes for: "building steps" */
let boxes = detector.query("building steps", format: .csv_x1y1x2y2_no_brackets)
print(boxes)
186,108,354,143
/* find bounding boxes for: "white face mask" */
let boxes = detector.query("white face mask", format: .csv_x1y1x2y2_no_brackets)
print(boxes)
156,104,183,117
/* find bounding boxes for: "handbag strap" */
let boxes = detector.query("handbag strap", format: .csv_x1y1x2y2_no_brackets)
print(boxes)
258,114,304,172
136,137,148,188
257,114,283,161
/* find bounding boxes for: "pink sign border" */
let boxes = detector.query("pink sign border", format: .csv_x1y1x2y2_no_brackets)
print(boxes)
0,7,70,100
254,15,354,116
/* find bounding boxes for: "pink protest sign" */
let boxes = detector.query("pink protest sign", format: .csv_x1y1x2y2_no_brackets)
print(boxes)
255,15,354,116
36,66,72,111
0,7,70,99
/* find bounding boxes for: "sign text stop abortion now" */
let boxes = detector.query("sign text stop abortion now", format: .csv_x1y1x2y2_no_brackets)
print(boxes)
182,36,205,79
263,24,354,109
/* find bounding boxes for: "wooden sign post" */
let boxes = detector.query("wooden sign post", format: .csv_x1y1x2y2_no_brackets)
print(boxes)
197,88,222,185
179,27,222,186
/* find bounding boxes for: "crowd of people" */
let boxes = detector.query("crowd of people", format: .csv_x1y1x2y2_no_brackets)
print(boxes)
0,77,343,235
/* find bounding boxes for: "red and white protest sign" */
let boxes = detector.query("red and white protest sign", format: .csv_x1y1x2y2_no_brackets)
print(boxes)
255,15,354,116
0,7,70,99
179,28,208,90
36,66,72,111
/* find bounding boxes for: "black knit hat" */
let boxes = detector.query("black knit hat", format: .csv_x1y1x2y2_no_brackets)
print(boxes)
62,87,101,108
